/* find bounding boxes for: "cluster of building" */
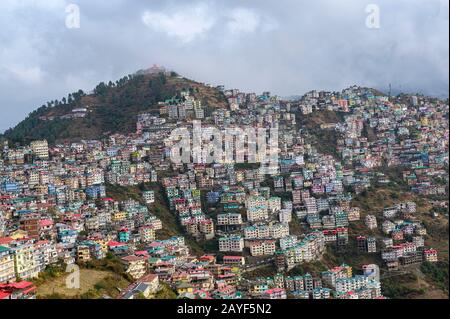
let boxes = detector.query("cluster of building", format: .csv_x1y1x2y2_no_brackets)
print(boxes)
376,202,438,270
0,81,447,299
246,263,384,299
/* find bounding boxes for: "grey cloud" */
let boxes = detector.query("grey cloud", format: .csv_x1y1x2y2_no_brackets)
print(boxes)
0,0,448,132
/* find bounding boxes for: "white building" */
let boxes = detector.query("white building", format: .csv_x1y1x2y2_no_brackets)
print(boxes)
143,191,155,204
30,140,49,160
365,215,378,230
218,236,244,252
248,240,276,256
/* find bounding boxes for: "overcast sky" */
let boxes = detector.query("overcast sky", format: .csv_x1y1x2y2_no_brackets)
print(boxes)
0,0,448,132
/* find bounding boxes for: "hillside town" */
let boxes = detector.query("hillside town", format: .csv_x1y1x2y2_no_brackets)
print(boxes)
0,82,448,300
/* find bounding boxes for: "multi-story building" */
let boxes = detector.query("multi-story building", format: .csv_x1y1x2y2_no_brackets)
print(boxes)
354,235,376,254
248,240,276,257
365,215,377,230
335,275,369,293
347,208,360,221
269,223,290,239
412,236,424,248
223,256,245,266
382,220,395,234
33,241,58,272
199,219,215,240
367,237,377,253
262,288,287,299
276,232,325,271
0,213,5,237
218,236,244,252
423,249,438,262
194,106,205,119
139,225,156,243
77,245,91,263
334,211,349,227
246,207,269,222
30,140,49,160
322,215,336,229
121,255,147,280
399,251,423,266
217,213,243,225
267,197,282,212
312,288,331,299
278,209,292,223
142,191,155,204
0,246,15,284
11,242,39,280
279,235,298,250
244,225,270,239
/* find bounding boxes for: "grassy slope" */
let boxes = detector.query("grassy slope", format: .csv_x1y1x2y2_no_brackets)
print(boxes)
351,185,449,261
280,182,448,299
35,255,132,299
36,269,117,299
350,185,449,299
296,110,346,159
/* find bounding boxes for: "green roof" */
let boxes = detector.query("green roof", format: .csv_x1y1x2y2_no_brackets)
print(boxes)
0,246,11,253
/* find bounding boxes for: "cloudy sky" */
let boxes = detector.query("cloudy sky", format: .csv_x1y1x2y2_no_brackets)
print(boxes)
0,0,448,132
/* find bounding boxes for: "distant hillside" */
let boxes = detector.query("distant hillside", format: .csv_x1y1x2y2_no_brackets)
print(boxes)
3,71,228,145
296,109,346,159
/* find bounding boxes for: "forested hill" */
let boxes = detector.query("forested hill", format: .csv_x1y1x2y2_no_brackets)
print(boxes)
3,71,228,145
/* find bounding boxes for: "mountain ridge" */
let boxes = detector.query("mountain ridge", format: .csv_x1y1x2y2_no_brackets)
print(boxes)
2,71,228,145
3,69,448,146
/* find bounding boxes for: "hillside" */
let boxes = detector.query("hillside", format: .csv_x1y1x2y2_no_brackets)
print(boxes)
3,70,228,145
282,182,449,299
105,182,209,256
296,109,346,159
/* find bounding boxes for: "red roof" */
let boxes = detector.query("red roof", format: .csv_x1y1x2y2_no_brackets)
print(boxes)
108,241,126,247
0,237,13,245
139,273,158,282
40,219,53,227
121,255,145,262
0,281,35,290
0,291,11,299
0,281,36,299
35,240,50,246
135,251,149,256
217,273,236,279
199,255,215,260
265,288,284,294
